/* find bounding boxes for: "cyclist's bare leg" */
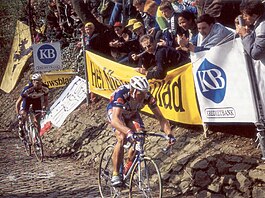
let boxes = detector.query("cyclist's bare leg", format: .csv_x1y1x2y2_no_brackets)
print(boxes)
33,114,41,132
18,110,27,139
112,130,126,175
126,148,135,162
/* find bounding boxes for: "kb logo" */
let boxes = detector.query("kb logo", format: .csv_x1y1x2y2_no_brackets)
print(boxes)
37,44,57,64
33,42,61,72
196,59,226,103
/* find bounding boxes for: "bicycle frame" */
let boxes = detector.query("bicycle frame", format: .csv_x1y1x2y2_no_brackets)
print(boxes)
122,132,168,183
98,131,169,198
25,110,37,139
23,105,44,162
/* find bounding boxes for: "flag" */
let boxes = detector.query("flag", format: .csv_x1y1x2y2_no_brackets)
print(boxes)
0,21,32,93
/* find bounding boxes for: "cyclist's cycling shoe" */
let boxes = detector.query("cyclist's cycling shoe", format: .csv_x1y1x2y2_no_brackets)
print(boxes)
111,175,122,187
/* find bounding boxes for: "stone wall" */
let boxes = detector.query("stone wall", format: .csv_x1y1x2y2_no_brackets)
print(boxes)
43,101,265,198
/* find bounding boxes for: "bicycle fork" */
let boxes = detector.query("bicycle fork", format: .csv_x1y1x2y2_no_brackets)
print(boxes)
137,155,151,195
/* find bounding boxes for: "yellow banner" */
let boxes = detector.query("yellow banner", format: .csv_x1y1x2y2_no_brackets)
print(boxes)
42,70,76,88
86,51,202,125
0,21,32,93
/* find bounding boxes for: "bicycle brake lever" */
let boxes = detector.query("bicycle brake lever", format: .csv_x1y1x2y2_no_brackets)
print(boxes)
124,141,132,149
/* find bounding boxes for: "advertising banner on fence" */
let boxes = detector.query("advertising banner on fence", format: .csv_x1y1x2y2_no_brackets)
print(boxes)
191,38,258,123
86,51,202,125
47,76,87,127
253,58,265,118
0,21,32,93
42,70,76,88
33,42,62,72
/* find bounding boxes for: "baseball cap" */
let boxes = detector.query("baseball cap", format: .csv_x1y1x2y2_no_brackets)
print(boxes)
85,22,95,28
132,22,143,31
125,18,138,28
113,21,122,27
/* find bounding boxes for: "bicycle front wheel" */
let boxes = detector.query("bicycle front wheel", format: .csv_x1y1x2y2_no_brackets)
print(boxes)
32,127,44,162
98,145,115,198
129,156,162,198
22,125,31,156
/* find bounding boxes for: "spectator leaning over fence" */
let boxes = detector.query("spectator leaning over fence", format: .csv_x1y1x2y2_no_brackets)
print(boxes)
83,22,113,102
15,74,49,141
177,10,198,44
118,21,145,66
132,21,146,38
83,22,113,57
236,0,265,62
158,0,187,47
135,34,190,79
178,14,233,52
109,21,131,61
107,76,176,186
124,18,138,39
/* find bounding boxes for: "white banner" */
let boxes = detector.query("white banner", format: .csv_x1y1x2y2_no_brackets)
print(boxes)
191,38,258,123
253,58,265,117
48,76,87,127
33,42,62,72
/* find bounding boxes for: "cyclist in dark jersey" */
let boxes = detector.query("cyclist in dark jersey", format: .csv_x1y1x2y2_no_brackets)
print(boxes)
15,73,49,140
107,76,176,187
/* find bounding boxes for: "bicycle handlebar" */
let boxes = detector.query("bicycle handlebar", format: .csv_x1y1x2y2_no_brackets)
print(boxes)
134,131,170,140
29,104,49,118
123,131,173,153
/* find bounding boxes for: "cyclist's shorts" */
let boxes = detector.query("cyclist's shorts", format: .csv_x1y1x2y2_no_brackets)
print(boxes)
107,109,145,132
21,98,42,113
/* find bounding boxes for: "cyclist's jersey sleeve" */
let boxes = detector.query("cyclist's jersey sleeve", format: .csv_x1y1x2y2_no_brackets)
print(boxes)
20,82,33,97
107,85,157,114
21,84,49,99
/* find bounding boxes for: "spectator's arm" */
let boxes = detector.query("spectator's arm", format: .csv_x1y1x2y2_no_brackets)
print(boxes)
146,53,166,80
146,67,166,80
242,29,265,60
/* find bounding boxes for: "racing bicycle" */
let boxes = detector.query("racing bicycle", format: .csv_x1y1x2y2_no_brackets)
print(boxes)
21,104,45,162
98,131,172,198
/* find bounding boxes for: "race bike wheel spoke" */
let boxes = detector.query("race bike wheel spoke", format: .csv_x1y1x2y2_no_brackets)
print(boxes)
98,145,115,198
129,157,162,198
32,127,44,162
23,137,31,156
22,124,31,156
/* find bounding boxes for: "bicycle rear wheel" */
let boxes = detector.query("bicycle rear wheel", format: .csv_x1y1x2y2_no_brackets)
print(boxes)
129,156,162,198
98,145,116,198
32,127,44,162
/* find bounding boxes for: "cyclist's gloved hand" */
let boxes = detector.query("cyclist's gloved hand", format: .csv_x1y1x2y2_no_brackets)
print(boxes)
126,130,136,143
167,134,176,145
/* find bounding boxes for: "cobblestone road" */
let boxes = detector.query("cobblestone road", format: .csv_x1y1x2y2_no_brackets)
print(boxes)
0,131,100,198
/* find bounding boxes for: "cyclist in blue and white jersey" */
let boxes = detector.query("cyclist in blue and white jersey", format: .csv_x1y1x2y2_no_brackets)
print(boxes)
15,73,49,140
107,76,176,187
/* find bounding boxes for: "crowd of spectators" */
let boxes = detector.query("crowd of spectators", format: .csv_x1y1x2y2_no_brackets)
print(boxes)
29,0,265,93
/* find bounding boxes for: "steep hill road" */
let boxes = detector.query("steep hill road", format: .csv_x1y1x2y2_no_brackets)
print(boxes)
0,131,100,198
